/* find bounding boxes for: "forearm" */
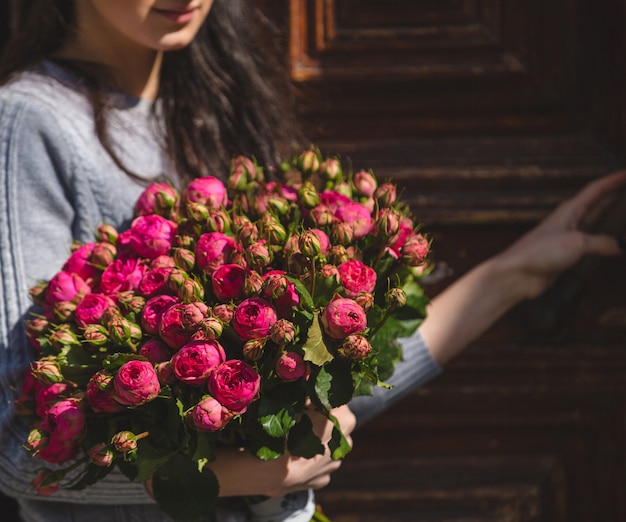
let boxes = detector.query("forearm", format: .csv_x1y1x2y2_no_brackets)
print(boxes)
420,253,529,366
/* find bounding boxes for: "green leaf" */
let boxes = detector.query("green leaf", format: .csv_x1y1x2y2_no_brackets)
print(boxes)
301,312,333,366
152,453,219,522
134,440,177,482
258,398,297,439
287,414,324,458
313,359,354,410
284,275,314,311
327,415,352,460
248,430,285,461
66,463,114,490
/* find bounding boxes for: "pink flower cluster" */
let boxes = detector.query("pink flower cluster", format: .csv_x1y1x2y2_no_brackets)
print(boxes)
20,150,429,499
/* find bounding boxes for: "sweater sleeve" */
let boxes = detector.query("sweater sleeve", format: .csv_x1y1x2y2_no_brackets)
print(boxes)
349,329,443,427
0,94,154,504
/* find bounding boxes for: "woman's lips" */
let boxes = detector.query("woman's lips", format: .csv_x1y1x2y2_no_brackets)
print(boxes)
153,7,197,24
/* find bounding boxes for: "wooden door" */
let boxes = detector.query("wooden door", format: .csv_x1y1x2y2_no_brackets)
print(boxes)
260,1,626,520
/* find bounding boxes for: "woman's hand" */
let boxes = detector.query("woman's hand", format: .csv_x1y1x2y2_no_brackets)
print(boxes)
420,170,626,365
166,404,355,499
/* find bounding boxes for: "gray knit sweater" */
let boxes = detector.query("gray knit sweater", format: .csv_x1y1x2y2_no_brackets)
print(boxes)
0,61,441,519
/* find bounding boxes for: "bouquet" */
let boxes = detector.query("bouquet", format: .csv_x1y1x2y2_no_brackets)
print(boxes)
16,148,430,521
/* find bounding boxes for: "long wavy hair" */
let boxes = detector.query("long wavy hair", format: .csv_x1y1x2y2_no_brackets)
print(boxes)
0,0,303,182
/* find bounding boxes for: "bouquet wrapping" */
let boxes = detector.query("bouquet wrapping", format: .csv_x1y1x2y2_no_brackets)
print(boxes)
16,148,430,521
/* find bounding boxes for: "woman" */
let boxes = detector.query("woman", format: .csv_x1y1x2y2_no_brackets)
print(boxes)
0,1,623,521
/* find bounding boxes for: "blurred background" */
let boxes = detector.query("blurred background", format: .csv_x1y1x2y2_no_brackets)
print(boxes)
2,1,625,520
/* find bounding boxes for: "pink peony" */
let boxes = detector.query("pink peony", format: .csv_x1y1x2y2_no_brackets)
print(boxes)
127,215,177,259
262,270,299,319
211,264,247,302
321,298,367,340
183,176,228,208
138,266,174,297
320,190,352,213
158,301,209,349
171,340,226,386
36,437,79,464
195,232,236,275
141,294,179,335
45,271,91,305
335,202,373,239
208,360,260,414
389,217,414,256
114,360,161,406
338,260,377,297
191,396,232,432
74,293,116,328
41,399,85,441
138,339,172,364
275,351,306,382
100,257,146,295
35,382,72,418
63,243,97,282
232,298,278,340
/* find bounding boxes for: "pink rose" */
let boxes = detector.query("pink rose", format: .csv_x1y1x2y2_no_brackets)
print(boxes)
195,232,236,275
208,360,260,414
335,202,373,239
127,215,177,259
321,298,367,340
275,351,306,382
171,340,226,386
232,298,277,340
338,260,377,297
63,243,97,281
158,301,209,349
191,396,232,432
389,217,414,256
138,339,172,364
45,271,91,305
142,294,179,335
74,293,116,328
320,190,352,212
134,182,179,216
100,257,146,295
183,176,228,208
211,264,247,302
41,398,85,441
138,266,174,297
114,360,161,406
86,371,125,413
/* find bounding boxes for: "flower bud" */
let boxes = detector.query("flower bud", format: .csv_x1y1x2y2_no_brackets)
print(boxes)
52,301,76,322
375,182,397,208
25,316,50,350
91,242,117,268
83,324,109,347
297,181,321,208
173,248,196,272
299,230,322,258
244,270,264,297
376,208,401,240
269,319,296,345
353,170,378,197
166,267,188,293
267,196,290,216
49,324,80,352
31,359,64,386
88,442,114,467
29,282,48,307
178,277,205,303
297,150,321,175
245,241,271,269
175,234,195,249
261,273,288,300
320,157,342,184
401,233,430,266
228,155,258,191
339,334,372,361
260,215,287,245
96,223,119,244
25,428,49,453
331,221,354,246
213,304,235,324
329,245,350,265
334,181,352,198
275,351,306,381
156,361,177,385
385,287,407,309
31,469,63,496
112,431,138,454
184,201,210,223
206,208,232,234
117,292,146,316
242,338,266,362
236,221,259,248
197,317,223,340
310,204,336,227
354,292,374,312
108,315,133,346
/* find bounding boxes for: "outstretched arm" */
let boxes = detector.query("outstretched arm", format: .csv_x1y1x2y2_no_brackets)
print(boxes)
420,170,626,366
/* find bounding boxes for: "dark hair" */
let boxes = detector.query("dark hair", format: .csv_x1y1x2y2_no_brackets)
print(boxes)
0,0,303,183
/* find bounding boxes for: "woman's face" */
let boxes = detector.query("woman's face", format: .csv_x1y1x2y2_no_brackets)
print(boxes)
75,1,215,55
